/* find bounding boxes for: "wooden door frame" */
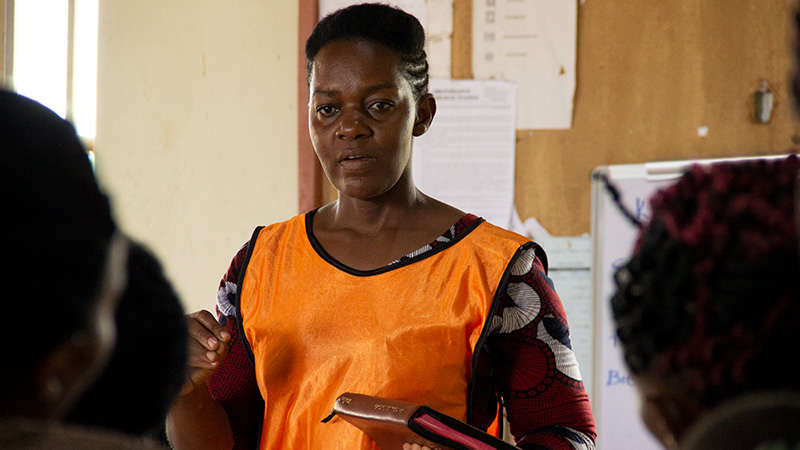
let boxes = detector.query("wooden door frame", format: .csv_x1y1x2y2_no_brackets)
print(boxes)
297,0,322,213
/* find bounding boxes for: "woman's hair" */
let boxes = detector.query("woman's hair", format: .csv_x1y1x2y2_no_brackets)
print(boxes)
610,155,800,409
67,241,188,439
0,91,117,382
305,2,429,99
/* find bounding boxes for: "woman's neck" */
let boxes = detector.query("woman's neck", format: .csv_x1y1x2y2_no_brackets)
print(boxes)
325,188,430,235
311,190,465,271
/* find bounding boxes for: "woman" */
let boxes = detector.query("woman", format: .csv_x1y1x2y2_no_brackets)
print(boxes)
166,4,595,450
0,89,125,421
609,156,800,449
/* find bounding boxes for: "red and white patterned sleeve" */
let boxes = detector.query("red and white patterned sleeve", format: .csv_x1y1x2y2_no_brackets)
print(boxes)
488,246,597,450
206,243,264,450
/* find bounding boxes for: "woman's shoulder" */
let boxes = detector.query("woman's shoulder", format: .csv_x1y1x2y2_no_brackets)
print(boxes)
237,212,313,252
681,391,800,450
470,218,533,246
459,218,549,272
257,212,310,234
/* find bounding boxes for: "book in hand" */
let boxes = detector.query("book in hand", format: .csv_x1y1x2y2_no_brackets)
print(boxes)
321,392,521,450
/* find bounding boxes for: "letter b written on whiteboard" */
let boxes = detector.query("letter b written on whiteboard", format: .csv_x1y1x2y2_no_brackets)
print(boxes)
605,369,634,387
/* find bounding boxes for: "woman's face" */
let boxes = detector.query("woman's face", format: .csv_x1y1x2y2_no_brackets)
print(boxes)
18,233,128,420
308,39,429,201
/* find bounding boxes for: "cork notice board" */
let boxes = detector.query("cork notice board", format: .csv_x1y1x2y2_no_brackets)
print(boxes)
450,0,799,236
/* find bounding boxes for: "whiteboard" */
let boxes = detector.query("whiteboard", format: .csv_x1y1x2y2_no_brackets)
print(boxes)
589,155,788,450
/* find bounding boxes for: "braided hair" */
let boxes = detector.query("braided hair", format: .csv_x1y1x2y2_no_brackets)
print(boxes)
611,155,800,410
305,3,429,100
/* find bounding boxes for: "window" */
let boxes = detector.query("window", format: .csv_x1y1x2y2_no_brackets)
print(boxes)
4,0,99,140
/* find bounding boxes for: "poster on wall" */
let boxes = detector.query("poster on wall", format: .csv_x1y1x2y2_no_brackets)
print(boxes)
472,0,577,130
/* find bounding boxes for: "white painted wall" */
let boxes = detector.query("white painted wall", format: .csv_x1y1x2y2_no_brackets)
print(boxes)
95,2,299,314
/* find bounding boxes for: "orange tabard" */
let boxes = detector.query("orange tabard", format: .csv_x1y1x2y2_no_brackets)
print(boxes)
238,214,529,450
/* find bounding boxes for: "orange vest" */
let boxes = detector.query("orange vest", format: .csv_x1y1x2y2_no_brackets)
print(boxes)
237,213,531,450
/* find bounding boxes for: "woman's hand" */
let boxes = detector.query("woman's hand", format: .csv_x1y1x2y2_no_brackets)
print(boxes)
167,310,235,450
403,443,434,450
179,310,231,395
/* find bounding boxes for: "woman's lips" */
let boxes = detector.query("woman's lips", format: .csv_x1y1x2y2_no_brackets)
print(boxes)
339,156,376,170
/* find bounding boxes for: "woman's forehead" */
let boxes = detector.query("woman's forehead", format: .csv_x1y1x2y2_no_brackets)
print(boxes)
310,40,409,96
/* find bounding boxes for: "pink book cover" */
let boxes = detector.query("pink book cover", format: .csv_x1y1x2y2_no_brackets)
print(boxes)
323,392,520,450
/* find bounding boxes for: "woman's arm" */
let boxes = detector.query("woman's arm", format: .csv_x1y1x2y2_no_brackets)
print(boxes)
166,310,235,450
489,246,596,450
206,314,265,450
167,244,263,450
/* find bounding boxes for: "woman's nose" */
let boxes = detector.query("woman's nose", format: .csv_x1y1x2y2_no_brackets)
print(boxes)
337,110,370,140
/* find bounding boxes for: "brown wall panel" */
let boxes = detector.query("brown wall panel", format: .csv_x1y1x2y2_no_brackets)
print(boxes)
1,0,7,83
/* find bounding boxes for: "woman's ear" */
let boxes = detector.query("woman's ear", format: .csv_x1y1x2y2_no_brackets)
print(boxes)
32,333,108,419
640,393,680,450
636,377,702,450
413,93,436,137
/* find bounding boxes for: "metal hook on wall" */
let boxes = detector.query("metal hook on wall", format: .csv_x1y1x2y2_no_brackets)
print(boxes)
754,80,774,124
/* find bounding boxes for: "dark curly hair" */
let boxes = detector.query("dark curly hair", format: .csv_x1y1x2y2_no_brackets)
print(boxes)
0,90,117,391
305,3,429,99
610,155,800,410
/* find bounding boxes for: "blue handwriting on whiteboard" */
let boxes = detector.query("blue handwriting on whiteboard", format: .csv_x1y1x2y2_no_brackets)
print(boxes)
606,370,634,387
635,197,650,221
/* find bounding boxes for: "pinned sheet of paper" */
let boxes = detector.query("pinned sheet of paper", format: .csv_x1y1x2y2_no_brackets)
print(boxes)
424,0,454,78
472,0,577,130
413,78,517,229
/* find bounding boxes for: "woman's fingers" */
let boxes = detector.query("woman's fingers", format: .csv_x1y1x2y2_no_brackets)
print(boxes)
403,443,432,450
180,310,231,394
188,310,230,351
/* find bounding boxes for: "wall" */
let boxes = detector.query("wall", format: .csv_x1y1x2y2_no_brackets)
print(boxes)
1,1,6,79
96,1,299,313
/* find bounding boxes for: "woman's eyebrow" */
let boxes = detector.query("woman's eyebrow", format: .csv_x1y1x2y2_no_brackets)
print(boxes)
363,83,398,95
312,88,340,98
312,83,399,98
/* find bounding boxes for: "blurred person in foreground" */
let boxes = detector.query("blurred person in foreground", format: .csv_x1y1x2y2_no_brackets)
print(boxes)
67,240,188,444
609,155,800,450
0,89,169,450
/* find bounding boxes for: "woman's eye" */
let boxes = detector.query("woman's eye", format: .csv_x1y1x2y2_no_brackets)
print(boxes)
316,105,338,116
368,101,392,112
